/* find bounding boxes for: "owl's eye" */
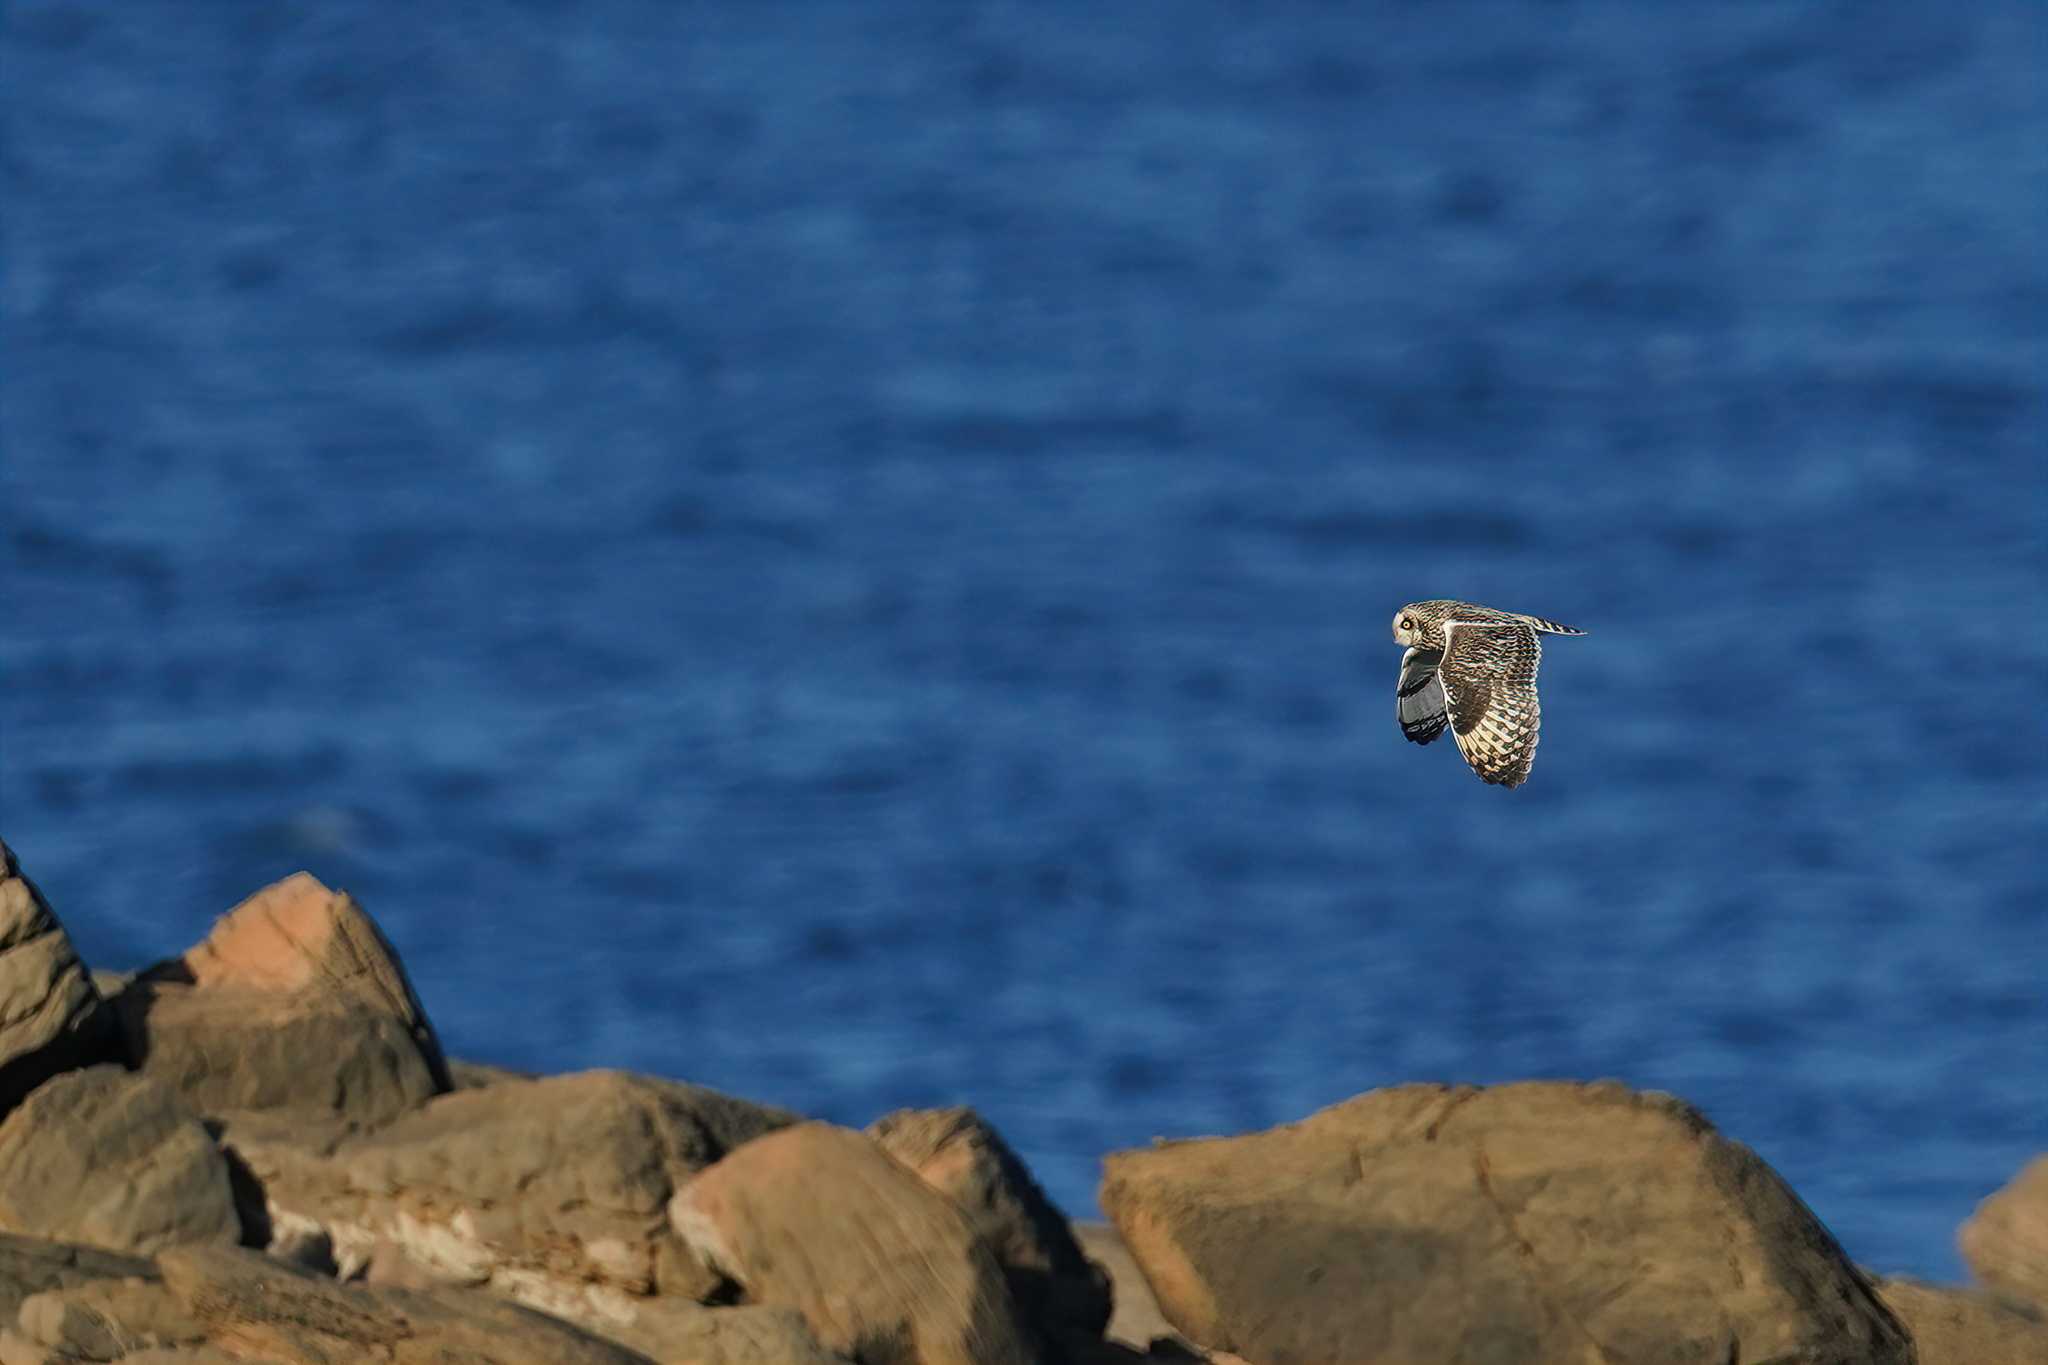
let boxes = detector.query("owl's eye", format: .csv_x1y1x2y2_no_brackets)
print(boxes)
1400,617,1415,631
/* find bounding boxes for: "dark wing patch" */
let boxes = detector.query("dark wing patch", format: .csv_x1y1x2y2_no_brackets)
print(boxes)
1396,646,1448,745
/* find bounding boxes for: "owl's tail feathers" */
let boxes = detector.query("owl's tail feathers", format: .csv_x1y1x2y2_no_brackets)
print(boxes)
1520,615,1585,636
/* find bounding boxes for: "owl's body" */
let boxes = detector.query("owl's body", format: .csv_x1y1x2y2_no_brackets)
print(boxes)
1391,599,1583,788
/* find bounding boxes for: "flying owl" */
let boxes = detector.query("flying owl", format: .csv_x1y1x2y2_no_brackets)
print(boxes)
1391,600,1584,788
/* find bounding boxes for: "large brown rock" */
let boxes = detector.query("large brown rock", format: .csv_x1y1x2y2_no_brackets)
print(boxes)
672,1121,1038,1365
1874,1276,2048,1365
225,1068,797,1346
113,873,450,1128
1101,1081,1913,1365
0,838,116,1115
0,1067,238,1255
870,1106,1112,1345
154,1243,654,1364
1960,1155,2048,1310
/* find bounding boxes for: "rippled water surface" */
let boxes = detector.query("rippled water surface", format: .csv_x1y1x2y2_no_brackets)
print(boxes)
5,2,2043,1280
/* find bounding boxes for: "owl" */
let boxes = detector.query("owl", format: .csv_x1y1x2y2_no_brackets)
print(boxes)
1391,600,1584,788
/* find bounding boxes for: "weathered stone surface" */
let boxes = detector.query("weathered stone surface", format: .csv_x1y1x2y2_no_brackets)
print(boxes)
226,1069,795,1344
15,1277,206,1359
1960,1154,2048,1310
0,838,116,1115
155,1244,654,1364
609,1300,846,1364
672,1121,1036,1365
0,1067,238,1255
2,1233,791,1365
1874,1276,2048,1365
114,873,449,1128
871,1106,1111,1345
0,1234,158,1334
1101,1081,1913,1365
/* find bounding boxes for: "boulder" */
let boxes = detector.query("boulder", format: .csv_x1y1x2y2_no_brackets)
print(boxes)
870,1106,1112,1345
1874,1275,2048,1365
1960,1155,2048,1309
1100,1081,1913,1365
223,1069,796,1344
0,1067,239,1255
672,1121,1038,1365
113,873,449,1128
153,1243,654,1364
0,838,117,1115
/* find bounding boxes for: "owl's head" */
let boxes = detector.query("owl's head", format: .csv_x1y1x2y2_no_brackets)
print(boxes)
1391,605,1427,647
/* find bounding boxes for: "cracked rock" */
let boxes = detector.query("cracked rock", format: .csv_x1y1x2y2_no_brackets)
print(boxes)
110,873,450,1128
0,838,117,1116
1100,1080,1913,1365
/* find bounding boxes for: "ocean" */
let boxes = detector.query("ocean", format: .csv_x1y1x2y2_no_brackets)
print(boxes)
4,2,2042,1281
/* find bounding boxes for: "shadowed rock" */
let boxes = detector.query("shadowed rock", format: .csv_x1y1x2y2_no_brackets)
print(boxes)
0,1066,239,1255
0,838,117,1115
112,873,450,1128
870,1106,1112,1346
1071,1221,1184,1354
1101,1080,1914,1365
1960,1154,2048,1311
672,1121,1038,1365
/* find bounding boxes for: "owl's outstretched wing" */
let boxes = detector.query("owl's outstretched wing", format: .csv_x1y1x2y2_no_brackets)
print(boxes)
1439,621,1543,787
1396,646,1448,745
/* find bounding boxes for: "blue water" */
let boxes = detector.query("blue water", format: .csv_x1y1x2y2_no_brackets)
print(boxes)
4,4,2042,1282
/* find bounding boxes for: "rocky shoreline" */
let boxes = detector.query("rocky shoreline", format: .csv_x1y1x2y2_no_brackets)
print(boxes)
1,836,2041,1364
